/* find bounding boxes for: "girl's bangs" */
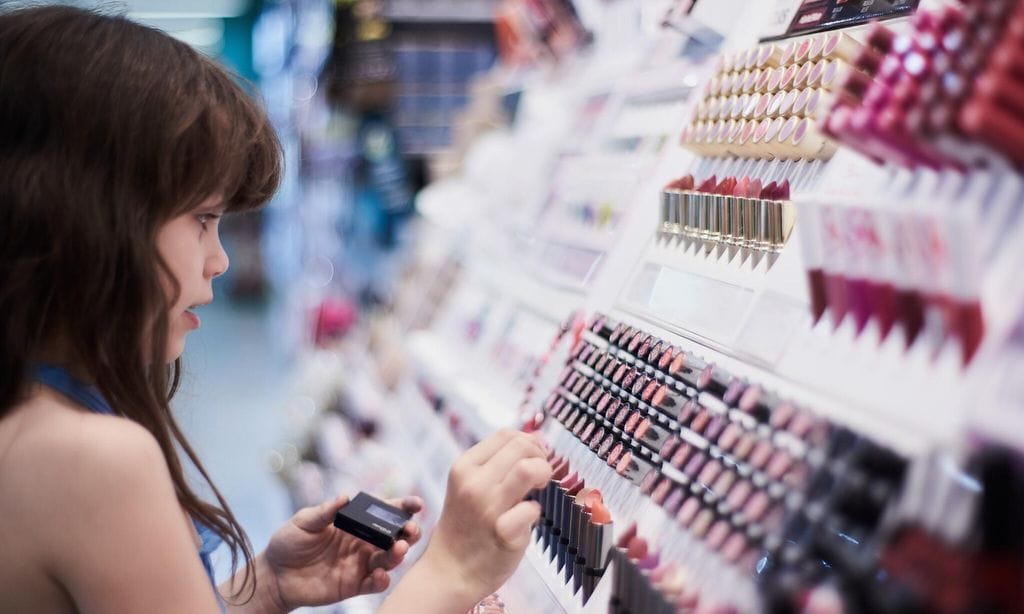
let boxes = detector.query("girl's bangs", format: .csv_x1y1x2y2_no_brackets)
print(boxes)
171,67,282,216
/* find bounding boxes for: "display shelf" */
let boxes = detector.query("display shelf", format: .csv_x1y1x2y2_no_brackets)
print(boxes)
312,0,1024,611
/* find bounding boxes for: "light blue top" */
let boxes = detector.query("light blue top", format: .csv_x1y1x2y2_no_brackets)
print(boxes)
33,364,224,609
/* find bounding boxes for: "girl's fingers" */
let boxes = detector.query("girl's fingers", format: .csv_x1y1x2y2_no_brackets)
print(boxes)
494,500,542,551
369,539,409,571
459,428,519,466
401,520,422,545
358,567,391,595
292,493,349,532
482,435,547,484
496,456,552,510
399,496,424,514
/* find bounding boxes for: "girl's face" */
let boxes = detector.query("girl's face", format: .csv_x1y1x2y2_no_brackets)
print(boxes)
155,197,229,362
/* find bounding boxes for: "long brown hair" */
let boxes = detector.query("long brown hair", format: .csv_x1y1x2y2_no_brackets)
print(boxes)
0,5,282,602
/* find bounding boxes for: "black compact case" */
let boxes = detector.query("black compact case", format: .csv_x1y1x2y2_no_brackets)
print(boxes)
333,492,411,550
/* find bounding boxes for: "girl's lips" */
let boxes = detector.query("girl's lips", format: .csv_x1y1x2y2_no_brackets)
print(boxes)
184,310,200,329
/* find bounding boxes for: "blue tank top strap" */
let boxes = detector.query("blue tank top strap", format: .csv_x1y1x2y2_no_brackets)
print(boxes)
32,364,114,415
32,364,225,609
193,520,226,611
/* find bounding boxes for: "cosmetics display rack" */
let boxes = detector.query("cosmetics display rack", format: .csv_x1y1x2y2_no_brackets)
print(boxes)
278,1,1024,612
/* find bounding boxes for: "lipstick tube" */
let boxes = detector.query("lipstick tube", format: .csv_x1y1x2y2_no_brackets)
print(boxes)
539,478,554,548
743,194,760,250
785,117,836,160
851,43,884,76
609,549,625,613
682,189,697,239
695,190,711,240
821,58,857,94
551,480,570,563
708,192,723,248
563,498,586,580
541,459,568,552
569,507,591,591
770,199,795,251
757,43,783,68
659,190,674,236
719,189,735,247
651,383,687,417
960,97,1024,166
757,195,774,251
634,417,669,453
580,519,615,602
556,476,583,571
669,351,705,387
865,22,896,54
728,188,747,247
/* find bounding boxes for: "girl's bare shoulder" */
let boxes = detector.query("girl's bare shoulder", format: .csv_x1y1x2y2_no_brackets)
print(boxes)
0,387,171,524
2,387,162,465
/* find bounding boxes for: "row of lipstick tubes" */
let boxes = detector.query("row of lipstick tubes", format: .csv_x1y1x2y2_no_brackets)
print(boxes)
822,3,1024,170
530,448,614,604
549,402,778,571
545,394,800,610
554,343,823,512
544,427,745,609
551,388,799,532
716,31,863,75
535,433,741,612
551,368,810,519
524,311,910,609
698,86,832,124
589,316,827,444
705,57,848,100
555,353,816,483
563,344,819,454
658,176,794,250
565,339,821,465
680,115,835,160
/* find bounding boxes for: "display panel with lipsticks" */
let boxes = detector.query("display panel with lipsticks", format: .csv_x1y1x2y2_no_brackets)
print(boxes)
678,32,865,160
797,177,994,366
525,312,919,611
822,1,1024,170
659,174,794,260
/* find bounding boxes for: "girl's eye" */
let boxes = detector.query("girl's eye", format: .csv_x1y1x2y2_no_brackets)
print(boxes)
196,213,220,231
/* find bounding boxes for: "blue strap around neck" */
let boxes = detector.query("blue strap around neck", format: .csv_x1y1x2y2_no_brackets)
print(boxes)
32,364,114,415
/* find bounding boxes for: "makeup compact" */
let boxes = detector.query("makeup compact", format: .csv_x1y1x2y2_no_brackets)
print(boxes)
333,492,411,550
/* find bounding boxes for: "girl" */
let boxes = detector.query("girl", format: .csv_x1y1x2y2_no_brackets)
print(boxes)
0,6,551,613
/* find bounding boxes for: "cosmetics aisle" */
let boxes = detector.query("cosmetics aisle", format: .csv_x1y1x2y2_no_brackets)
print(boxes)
269,0,1024,612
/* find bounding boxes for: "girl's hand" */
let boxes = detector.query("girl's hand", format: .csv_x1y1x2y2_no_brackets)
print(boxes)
418,429,552,604
263,494,423,610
